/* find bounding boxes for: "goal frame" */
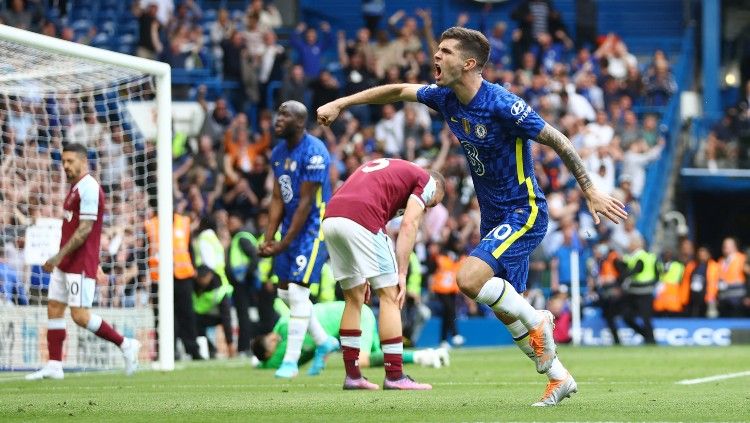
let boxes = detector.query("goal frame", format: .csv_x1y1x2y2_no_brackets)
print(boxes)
0,24,175,371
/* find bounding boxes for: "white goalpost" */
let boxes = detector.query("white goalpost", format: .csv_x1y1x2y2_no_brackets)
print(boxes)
0,24,174,371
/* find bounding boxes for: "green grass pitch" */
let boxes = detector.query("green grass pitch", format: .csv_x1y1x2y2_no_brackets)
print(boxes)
2,346,749,422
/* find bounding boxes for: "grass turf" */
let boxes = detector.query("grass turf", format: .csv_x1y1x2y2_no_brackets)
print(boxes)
1,346,749,422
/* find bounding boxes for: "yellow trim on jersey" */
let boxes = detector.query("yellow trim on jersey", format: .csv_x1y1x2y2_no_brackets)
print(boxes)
316,185,326,240
492,138,539,259
302,237,321,284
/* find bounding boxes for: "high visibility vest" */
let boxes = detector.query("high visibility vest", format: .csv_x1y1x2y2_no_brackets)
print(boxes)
193,279,234,315
717,253,747,299
228,231,258,283
653,261,685,313
431,254,462,295
193,229,230,287
145,214,196,282
407,252,423,296
681,259,720,304
625,249,657,294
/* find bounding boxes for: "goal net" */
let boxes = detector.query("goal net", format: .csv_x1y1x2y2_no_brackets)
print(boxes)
0,25,174,372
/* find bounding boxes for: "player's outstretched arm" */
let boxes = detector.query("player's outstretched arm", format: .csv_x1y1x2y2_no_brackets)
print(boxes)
535,123,628,225
42,220,94,272
394,197,426,309
317,84,423,126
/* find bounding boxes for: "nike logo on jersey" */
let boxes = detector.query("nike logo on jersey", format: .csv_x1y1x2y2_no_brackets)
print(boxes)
450,116,458,123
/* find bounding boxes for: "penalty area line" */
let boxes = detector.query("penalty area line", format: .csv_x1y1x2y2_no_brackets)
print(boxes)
676,370,750,385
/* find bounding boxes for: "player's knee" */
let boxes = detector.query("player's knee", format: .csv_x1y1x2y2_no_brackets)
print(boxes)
70,309,89,327
342,284,366,306
377,286,398,305
456,267,482,299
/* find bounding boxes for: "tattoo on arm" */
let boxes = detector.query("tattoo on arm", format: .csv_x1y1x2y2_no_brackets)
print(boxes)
535,124,593,192
56,220,94,259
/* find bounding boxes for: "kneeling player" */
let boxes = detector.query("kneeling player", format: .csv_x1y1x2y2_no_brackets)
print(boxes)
322,158,445,390
26,143,140,380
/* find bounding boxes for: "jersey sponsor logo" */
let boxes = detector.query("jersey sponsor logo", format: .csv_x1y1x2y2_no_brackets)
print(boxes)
474,124,487,139
279,175,294,203
511,99,533,126
307,155,326,170
510,99,526,116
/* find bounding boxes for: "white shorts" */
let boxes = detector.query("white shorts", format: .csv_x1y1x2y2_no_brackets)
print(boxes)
321,217,398,291
48,268,96,308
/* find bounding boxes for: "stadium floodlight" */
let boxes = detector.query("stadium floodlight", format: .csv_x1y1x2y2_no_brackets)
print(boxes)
0,24,174,372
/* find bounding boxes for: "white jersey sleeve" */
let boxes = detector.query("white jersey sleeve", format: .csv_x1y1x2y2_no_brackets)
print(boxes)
78,175,100,220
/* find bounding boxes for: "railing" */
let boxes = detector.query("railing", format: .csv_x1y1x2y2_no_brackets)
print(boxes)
637,24,695,245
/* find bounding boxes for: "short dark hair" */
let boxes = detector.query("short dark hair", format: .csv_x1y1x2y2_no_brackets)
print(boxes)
439,27,490,71
428,169,445,196
249,335,268,362
63,142,88,157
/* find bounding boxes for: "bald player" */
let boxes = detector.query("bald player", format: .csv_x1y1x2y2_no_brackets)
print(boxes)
259,101,338,379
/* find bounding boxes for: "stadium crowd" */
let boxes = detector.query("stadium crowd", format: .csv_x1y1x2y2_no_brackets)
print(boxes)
1,0,748,355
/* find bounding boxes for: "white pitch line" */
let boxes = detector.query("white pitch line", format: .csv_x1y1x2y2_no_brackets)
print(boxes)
676,370,750,385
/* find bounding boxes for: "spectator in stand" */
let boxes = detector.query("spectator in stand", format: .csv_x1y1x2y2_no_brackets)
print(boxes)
1,0,33,31
361,0,385,35
716,237,748,317
209,8,234,72
595,34,638,81
249,0,282,30
641,114,664,147
338,32,377,125
132,2,163,60
375,104,404,157
290,21,334,78
621,138,664,198
220,30,249,112
644,60,677,107
257,30,286,110
479,4,510,69
681,243,719,318
531,32,570,75
168,0,202,35
279,64,309,108
198,91,233,147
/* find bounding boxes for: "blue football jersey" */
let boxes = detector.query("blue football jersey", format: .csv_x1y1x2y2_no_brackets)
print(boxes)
417,80,548,235
270,133,331,238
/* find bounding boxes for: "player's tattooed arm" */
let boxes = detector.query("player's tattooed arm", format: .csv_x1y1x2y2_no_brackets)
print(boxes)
535,123,629,225
535,123,593,192
43,220,94,271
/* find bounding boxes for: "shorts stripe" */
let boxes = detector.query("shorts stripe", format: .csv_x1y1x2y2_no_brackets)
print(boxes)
302,236,321,284
492,138,539,259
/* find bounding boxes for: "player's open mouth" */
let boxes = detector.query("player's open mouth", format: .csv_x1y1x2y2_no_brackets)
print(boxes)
434,64,441,79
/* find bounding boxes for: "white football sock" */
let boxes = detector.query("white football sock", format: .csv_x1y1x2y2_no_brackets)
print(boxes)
506,320,536,362
474,277,541,329
307,308,329,345
86,314,103,332
278,288,290,306
282,284,312,364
